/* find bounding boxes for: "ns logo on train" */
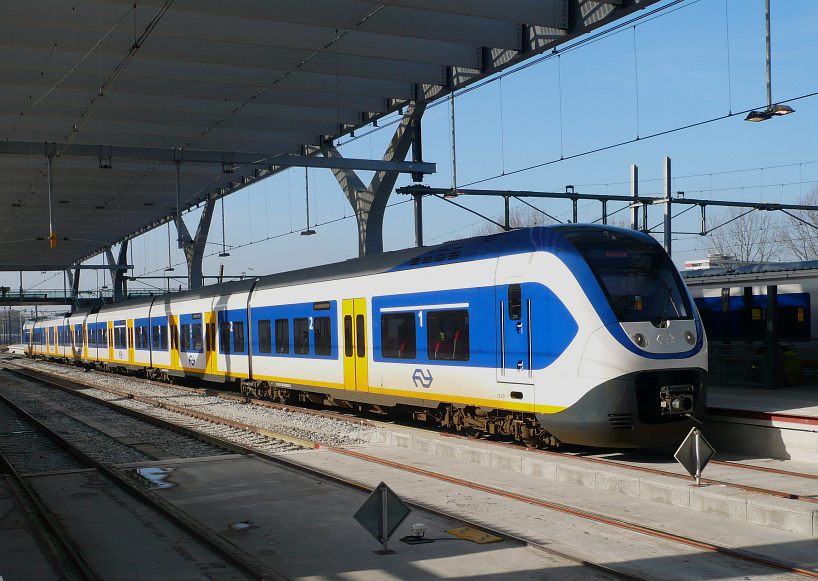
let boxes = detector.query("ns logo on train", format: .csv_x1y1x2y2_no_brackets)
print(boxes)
412,369,433,389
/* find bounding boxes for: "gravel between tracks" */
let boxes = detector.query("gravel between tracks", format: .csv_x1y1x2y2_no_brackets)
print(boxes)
11,359,375,448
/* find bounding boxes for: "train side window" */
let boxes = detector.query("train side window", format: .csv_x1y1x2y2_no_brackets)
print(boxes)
344,316,353,357
381,313,416,359
181,324,191,351
356,315,366,358
427,309,470,361
258,320,272,353
233,321,245,353
192,323,203,352
314,317,332,356
508,285,522,321
294,318,310,354
219,322,231,353
273,319,288,354
152,326,161,349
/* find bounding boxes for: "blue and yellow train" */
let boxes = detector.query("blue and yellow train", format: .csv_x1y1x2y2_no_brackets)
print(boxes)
24,225,708,448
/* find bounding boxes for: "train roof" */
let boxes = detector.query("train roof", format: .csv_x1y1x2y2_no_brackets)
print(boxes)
682,260,818,281
252,224,656,292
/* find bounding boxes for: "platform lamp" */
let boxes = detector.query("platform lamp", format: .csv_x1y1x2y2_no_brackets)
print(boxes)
301,167,317,236
745,0,795,122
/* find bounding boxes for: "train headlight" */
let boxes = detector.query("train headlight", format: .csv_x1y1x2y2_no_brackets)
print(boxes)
632,333,648,348
684,330,695,345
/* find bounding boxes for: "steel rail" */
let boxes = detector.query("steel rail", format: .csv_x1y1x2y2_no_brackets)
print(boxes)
14,360,818,500
3,362,649,581
8,361,818,579
0,383,290,581
0,429,103,581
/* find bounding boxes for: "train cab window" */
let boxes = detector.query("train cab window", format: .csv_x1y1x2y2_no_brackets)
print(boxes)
508,285,522,321
233,321,245,353
181,324,191,351
294,318,310,355
344,316,353,357
219,322,231,353
381,313,416,359
191,323,203,352
258,320,272,354
427,309,469,361
356,315,365,358
314,317,332,356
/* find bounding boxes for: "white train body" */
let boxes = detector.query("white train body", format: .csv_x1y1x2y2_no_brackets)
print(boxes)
24,226,707,447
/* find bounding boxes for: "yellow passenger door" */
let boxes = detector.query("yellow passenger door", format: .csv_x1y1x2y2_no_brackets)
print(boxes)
342,298,369,393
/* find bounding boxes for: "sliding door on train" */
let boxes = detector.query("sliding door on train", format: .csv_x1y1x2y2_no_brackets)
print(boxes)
342,298,369,393
498,283,534,385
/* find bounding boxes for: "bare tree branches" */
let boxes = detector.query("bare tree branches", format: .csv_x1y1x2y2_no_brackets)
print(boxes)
780,186,818,260
700,207,783,265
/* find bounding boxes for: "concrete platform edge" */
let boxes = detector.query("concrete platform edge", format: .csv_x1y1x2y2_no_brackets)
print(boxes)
368,427,818,537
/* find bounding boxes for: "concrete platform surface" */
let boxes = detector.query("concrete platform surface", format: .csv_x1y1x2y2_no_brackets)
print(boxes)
364,424,818,537
114,449,815,581
705,385,818,462
709,384,818,417
123,455,623,581
25,466,248,581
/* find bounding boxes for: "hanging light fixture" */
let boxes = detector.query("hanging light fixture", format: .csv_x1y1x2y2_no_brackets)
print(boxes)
164,222,174,271
219,197,231,256
745,0,795,122
301,167,316,235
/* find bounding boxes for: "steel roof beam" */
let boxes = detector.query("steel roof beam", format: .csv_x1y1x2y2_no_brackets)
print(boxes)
0,142,435,174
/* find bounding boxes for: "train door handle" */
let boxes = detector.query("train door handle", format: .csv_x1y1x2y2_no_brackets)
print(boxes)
516,321,523,334
517,360,524,370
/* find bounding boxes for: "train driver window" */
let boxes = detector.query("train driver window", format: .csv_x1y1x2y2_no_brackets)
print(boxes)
508,285,522,320
273,319,288,354
294,318,310,354
381,313,416,359
191,323,203,352
314,317,332,356
219,322,231,353
258,320,272,353
426,309,470,361
233,321,245,353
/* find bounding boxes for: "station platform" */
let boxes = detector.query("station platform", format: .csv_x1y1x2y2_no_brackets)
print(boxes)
704,384,818,462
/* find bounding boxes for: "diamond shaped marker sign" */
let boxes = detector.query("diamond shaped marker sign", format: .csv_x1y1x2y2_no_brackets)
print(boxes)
353,482,412,554
674,427,715,485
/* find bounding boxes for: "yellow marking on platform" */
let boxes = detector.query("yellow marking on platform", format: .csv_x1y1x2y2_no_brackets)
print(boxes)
446,527,503,544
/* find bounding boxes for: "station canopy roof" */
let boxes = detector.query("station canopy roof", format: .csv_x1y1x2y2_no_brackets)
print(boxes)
0,0,658,271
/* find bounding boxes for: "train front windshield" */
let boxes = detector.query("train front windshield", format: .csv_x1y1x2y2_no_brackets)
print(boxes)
565,229,692,324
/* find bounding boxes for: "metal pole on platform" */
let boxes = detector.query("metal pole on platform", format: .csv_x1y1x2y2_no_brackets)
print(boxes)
413,194,423,247
175,160,183,249
694,428,701,486
380,485,389,553
664,156,672,256
631,165,639,230
48,154,56,248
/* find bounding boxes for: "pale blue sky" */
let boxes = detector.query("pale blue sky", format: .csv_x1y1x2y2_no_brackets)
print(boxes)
9,0,818,305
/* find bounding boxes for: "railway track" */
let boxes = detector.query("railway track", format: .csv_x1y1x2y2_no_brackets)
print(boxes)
0,385,289,581
4,356,818,580
9,357,818,503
